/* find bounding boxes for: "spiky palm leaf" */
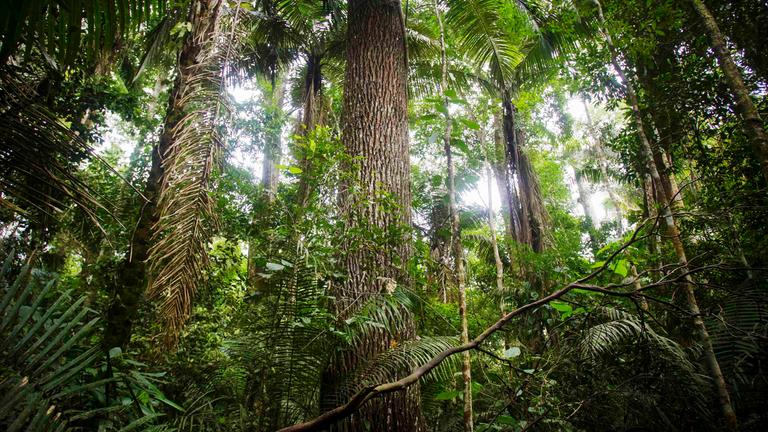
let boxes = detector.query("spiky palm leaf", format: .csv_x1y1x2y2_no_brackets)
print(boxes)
445,0,528,90
0,69,120,225
223,253,334,430
709,283,768,390
0,0,169,69
0,254,100,431
579,307,709,417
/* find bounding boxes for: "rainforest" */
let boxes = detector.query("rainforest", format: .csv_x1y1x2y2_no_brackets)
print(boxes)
0,0,766,431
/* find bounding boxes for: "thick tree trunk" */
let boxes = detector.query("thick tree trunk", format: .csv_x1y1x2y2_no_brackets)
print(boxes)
104,0,222,350
435,4,473,429
517,151,549,253
320,1,424,430
492,123,516,245
491,115,519,276
690,0,768,183
595,2,737,426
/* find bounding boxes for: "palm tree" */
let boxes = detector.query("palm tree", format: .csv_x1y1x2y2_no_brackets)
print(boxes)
106,0,228,348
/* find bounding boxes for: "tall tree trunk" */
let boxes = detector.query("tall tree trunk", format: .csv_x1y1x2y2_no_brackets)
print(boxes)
434,4,473,429
482,139,507,342
690,0,768,183
104,0,222,350
492,115,516,245
261,76,285,203
636,51,684,208
320,1,424,430
595,2,737,427
428,195,452,303
295,52,325,211
491,114,520,276
517,151,549,253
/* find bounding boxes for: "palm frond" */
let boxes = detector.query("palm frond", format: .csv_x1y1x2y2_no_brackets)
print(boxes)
146,0,230,342
0,68,120,226
710,283,768,388
0,1,169,69
353,336,460,390
223,254,334,429
445,0,527,89
580,307,705,387
0,255,100,431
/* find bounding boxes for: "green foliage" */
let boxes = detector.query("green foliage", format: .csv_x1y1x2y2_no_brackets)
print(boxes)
3,0,768,430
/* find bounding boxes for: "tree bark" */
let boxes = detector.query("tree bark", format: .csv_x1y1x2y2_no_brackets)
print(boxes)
261,76,285,204
595,1,738,427
690,0,768,183
320,1,424,430
435,3,473,429
295,52,325,211
104,0,222,350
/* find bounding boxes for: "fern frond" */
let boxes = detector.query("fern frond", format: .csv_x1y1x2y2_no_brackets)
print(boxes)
0,69,120,226
0,258,99,431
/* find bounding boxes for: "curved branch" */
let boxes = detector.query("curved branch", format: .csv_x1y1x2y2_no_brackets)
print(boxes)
277,219,652,432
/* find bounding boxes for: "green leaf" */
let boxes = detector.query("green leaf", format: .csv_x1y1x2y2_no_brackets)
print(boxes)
590,260,606,269
551,301,574,319
108,347,122,359
497,415,516,425
435,390,461,400
434,101,449,116
451,138,470,154
460,118,481,130
610,259,629,278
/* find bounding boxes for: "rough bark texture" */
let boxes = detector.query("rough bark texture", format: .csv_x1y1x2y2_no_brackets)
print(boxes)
597,2,738,426
320,1,424,430
104,0,222,350
690,0,768,183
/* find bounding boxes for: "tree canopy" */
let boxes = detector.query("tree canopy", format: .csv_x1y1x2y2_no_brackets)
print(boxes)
1,0,767,431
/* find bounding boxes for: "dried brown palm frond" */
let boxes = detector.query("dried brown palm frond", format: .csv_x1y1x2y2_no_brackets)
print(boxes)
146,0,241,344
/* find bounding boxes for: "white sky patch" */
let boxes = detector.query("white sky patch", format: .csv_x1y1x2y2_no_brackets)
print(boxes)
95,111,140,165
458,95,619,231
